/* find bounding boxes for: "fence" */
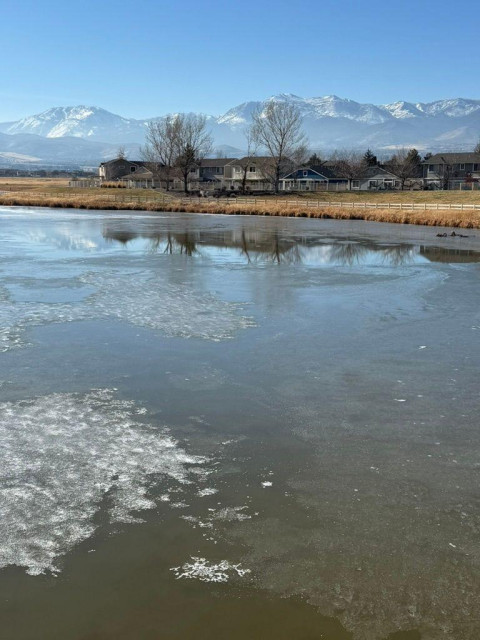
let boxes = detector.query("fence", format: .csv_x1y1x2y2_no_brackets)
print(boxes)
1,191,480,212
178,197,480,212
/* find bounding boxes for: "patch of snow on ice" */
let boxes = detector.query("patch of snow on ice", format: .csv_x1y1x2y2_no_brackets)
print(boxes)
0,389,208,576
197,488,218,497
171,556,250,582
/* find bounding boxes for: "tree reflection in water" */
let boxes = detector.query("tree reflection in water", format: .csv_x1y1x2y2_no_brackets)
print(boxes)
102,222,479,267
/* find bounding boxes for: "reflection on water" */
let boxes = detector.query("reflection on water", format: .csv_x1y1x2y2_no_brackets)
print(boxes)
102,222,480,266
1,209,480,640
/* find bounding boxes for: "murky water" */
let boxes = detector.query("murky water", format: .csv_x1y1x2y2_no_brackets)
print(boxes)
1,207,480,639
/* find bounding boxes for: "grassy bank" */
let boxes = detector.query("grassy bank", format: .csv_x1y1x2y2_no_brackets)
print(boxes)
1,190,480,228
2,177,480,203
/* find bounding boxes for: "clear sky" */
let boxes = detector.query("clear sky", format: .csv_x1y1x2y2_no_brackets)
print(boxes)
1,0,478,121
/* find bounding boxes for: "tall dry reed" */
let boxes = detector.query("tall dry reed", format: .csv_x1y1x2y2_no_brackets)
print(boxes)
1,193,479,228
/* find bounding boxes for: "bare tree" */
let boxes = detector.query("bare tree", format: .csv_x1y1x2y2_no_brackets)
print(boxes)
142,116,181,191
474,139,480,154
330,151,368,190
251,101,307,193
116,146,126,160
386,148,422,190
237,128,258,194
174,114,213,194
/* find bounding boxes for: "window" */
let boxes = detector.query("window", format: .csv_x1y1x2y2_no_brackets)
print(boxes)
249,166,256,173
473,164,479,171
130,166,136,172
459,164,465,170
429,165,436,172
303,170,308,177
190,168,196,173
352,180,360,189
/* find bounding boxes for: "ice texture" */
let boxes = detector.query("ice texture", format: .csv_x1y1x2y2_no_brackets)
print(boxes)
80,271,254,341
0,389,208,576
0,270,254,353
170,557,250,583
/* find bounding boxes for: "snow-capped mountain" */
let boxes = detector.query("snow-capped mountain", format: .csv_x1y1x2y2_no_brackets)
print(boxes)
1,95,479,167
0,106,147,143
219,93,392,126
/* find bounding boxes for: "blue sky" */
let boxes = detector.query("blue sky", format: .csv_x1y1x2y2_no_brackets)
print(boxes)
1,0,479,121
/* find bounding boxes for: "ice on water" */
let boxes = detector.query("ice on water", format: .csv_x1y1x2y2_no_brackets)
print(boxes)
0,389,208,576
80,271,254,341
171,556,250,583
0,270,254,353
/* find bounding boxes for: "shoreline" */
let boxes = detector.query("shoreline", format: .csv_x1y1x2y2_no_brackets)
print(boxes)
1,194,480,229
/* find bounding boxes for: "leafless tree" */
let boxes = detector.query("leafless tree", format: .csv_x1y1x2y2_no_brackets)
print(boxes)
116,145,126,160
386,148,422,190
174,114,213,194
237,128,258,194
474,139,480,154
251,101,307,193
142,116,181,191
330,151,368,190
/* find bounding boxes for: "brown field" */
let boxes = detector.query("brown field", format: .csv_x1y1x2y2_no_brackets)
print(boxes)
1,178,480,228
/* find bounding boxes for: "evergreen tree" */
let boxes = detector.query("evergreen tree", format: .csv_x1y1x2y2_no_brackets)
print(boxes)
405,148,422,167
363,149,378,166
307,152,322,166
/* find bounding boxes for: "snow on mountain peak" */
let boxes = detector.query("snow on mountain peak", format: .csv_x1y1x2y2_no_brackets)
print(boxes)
381,101,424,119
1,94,480,166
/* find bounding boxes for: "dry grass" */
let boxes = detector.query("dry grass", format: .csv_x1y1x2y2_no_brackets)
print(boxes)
297,189,480,204
1,191,480,228
2,177,480,203
0,177,70,192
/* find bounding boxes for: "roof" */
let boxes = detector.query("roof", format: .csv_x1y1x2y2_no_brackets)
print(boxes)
231,156,274,165
363,165,400,179
282,165,334,180
99,159,143,167
118,170,154,180
200,158,237,168
310,164,340,179
423,153,480,164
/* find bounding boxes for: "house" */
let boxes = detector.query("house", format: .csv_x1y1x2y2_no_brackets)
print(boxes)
279,164,405,192
168,158,239,191
199,158,238,182
117,168,158,188
422,153,480,189
352,166,403,191
280,165,347,191
99,158,147,181
223,157,276,191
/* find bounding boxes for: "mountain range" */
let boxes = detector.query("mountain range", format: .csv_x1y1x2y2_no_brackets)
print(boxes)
1,95,479,168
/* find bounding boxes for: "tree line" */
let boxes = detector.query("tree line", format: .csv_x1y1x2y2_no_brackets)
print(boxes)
140,102,475,194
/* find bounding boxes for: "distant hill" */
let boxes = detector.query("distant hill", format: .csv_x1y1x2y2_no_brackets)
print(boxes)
0,95,479,167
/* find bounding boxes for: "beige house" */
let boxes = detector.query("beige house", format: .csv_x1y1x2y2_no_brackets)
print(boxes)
222,157,274,191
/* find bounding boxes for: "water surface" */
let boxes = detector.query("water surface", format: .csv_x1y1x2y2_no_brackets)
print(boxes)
1,207,480,639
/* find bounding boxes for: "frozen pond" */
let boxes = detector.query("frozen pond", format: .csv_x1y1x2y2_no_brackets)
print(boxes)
1,207,480,639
